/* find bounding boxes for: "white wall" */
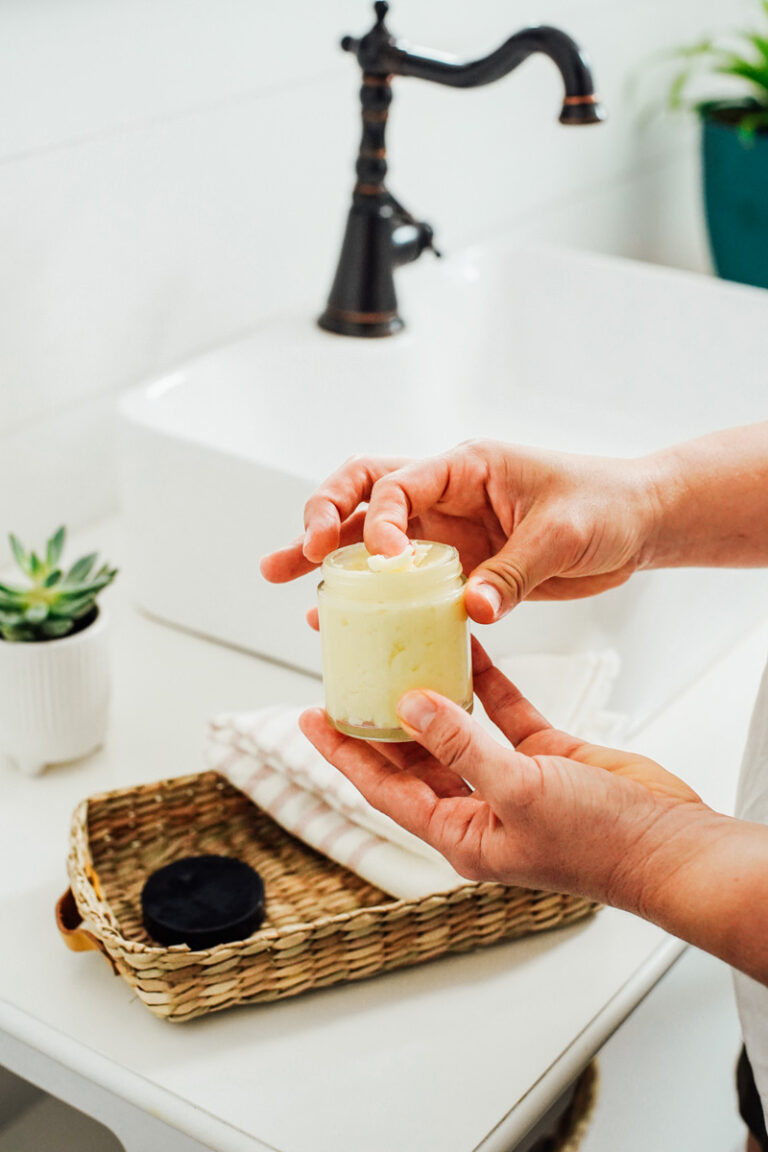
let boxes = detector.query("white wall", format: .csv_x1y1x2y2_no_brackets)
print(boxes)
0,0,746,557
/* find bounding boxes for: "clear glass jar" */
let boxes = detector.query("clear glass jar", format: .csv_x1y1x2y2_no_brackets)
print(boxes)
317,541,472,741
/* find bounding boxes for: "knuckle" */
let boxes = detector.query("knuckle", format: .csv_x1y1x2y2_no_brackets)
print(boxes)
345,453,371,473
445,826,483,881
455,437,494,456
319,455,374,497
484,555,528,603
307,487,330,506
453,438,496,475
450,854,482,883
304,489,335,517
550,510,588,558
430,715,474,770
515,756,547,809
455,437,485,453
369,475,403,508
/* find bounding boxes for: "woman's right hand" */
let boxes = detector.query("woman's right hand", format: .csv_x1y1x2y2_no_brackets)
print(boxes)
260,439,662,624
298,638,768,991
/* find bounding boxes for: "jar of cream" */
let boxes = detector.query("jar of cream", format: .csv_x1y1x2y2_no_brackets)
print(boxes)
317,541,472,741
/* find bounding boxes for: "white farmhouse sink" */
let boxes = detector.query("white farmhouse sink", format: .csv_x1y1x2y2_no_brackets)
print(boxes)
119,241,768,729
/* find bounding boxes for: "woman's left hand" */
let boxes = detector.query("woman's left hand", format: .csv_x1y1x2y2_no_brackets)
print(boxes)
299,638,702,908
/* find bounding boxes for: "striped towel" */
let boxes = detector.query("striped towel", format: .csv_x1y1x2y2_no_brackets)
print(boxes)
204,706,466,900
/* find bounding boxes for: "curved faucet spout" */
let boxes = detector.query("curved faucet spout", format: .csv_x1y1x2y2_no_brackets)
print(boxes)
389,28,604,123
343,5,605,125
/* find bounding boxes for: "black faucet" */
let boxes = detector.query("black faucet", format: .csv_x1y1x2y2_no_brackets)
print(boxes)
318,2,605,338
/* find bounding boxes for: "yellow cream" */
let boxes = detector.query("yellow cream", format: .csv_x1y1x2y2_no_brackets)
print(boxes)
366,543,431,572
317,541,472,741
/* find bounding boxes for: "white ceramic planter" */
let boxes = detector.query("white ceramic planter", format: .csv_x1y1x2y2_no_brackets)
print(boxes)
0,609,110,776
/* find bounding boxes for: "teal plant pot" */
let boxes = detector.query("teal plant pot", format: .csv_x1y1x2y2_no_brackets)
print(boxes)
702,104,768,290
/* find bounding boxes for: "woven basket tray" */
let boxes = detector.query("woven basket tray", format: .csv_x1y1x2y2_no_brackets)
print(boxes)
57,770,599,1022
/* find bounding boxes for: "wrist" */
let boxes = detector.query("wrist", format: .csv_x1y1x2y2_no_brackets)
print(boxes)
632,424,768,571
605,800,768,983
632,448,689,571
594,778,726,921
606,799,723,920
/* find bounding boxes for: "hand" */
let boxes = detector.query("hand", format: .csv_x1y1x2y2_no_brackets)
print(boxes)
260,440,660,624
299,639,703,908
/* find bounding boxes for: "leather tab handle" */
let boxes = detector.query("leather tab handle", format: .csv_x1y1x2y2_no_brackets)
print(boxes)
56,888,118,974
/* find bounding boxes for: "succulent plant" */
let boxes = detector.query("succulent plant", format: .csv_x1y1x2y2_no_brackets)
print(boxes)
0,526,117,642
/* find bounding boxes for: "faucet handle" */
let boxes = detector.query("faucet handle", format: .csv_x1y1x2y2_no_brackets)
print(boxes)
341,1,397,71
386,192,442,261
419,222,442,259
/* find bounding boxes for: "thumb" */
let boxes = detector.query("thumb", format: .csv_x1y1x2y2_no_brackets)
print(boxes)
396,690,506,797
466,518,562,623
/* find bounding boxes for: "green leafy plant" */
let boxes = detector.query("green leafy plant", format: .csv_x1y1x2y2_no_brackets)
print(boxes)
664,0,768,138
0,527,117,642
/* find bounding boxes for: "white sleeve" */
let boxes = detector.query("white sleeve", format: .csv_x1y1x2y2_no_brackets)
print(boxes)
734,655,768,1133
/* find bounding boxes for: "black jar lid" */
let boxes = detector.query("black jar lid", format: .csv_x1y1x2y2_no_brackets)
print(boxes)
141,854,266,950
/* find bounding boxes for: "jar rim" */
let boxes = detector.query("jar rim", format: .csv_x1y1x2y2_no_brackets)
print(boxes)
320,540,463,597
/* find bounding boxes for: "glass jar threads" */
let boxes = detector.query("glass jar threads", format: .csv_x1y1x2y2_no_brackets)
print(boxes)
317,541,472,741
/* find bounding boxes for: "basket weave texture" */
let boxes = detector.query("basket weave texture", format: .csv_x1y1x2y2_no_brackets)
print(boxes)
67,770,599,1022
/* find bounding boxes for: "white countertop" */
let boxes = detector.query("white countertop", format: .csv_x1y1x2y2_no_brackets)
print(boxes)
1,520,766,1152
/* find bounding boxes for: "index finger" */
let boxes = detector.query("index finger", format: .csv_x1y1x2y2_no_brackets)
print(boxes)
303,455,409,563
471,637,552,746
261,509,367,584
363,456,453,555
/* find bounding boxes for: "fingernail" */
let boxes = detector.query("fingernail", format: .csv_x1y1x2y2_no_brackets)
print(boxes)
397,691,437,732
473,581,502,619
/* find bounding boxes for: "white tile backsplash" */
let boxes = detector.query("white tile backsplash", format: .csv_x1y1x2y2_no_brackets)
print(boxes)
0,393,119,552
0,0,350,161
0,0,748,553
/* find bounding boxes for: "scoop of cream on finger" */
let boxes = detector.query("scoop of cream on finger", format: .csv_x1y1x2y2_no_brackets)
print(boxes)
366,543,431,572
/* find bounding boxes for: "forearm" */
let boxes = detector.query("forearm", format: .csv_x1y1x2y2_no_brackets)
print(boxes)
613,803,768,985
643,422,768,568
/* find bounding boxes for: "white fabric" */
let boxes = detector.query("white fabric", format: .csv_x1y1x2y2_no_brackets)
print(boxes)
204,650,624,901
496,650,626,746
733,655,768,1131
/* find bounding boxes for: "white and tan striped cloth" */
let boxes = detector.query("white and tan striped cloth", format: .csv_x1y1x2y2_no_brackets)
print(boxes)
205,706,466,900
204,650,624,901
